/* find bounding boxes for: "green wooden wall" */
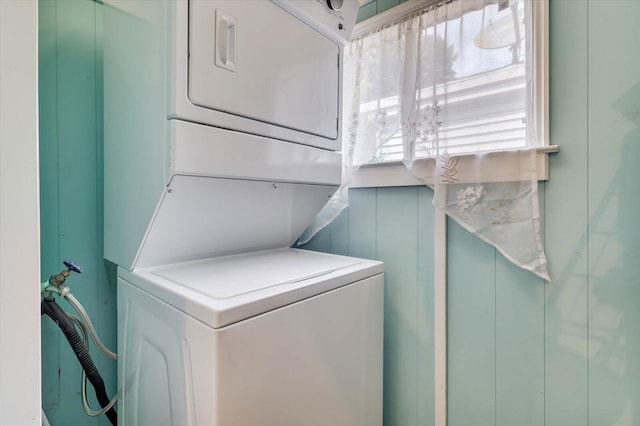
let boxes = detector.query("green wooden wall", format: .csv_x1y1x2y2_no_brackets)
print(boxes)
39,1,116,425
357,0,409,22
307,0,640,424
37,0,640,425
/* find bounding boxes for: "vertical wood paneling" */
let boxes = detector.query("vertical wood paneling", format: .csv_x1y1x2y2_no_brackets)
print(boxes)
446,219,496,426
39,1,116,424
495,257,545,426
416,186,435,426
301,224,332,253
348,188,377,259
55,2,100,422
538,183,545,245
376,0,400,14
357,2,378,23
376,186,419,426
93,5,118,425
330,208,349,255
304,207,349,256
587,1,640,425
38,0,61,409
545,0,590,425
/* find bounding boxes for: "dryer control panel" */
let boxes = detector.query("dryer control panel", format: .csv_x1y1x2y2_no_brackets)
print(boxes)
271,0,359,45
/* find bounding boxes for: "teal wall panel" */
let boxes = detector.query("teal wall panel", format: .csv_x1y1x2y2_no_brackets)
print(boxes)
416,187,434,426
587,1,640,424
494,255,544,426
376,0,400,14
545,0,589,424
376,186,419,426
446,219,496,426
357,1,377,23
348,188,377,259
302,221,332,253
55,0,101,420
93,3,118,412
330,208,350,256
38,1,116,425
356,0,402,23
38,0,61,410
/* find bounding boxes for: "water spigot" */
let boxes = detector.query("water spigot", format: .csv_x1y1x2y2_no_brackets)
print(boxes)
49,259,83,288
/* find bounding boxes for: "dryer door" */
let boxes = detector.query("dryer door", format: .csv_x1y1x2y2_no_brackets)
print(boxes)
188,0,340,140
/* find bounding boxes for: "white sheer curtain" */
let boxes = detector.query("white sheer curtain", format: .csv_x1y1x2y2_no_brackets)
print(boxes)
297,22,405,244
299,0,549,281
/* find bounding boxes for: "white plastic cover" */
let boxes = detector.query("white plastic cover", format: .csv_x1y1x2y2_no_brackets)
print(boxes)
122,248,384,328
135,175,337,269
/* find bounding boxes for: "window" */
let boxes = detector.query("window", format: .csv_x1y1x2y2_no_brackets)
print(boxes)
346,0,552,187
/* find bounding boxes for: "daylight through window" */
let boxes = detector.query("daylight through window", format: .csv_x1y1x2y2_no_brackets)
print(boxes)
346,0,544,164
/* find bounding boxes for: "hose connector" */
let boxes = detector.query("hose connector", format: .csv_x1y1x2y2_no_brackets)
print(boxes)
58,285,71,298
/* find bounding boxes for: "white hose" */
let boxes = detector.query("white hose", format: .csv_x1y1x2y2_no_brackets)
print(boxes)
65,311,119,417
81,376,119,417
63,291,118,360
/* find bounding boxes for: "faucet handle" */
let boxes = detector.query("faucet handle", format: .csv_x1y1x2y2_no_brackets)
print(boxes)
63,259,83,274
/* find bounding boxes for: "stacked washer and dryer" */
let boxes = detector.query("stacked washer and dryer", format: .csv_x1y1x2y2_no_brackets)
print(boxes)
103,1,383,425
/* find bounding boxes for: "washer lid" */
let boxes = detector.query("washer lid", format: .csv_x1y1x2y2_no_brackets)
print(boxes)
151,249,360,300
122,248,383,329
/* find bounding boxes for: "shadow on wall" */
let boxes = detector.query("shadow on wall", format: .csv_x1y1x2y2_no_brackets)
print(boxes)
589,81,640,423
547,81,640,424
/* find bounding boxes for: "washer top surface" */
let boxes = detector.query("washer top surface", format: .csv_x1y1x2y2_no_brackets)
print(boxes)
120,248,383,329
151,248,360,299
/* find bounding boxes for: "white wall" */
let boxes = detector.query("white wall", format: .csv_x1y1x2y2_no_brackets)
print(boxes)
0,1,41,425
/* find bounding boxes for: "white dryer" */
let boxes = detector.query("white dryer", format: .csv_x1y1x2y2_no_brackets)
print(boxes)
103,1,383,425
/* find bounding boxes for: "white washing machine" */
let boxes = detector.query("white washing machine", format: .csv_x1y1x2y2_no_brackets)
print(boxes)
118,249,383,425
103,1,383,425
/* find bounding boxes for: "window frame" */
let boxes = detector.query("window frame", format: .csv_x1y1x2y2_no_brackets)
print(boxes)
348,0,557,188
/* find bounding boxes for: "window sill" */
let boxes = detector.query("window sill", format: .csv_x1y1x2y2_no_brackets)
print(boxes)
350,145,559,188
